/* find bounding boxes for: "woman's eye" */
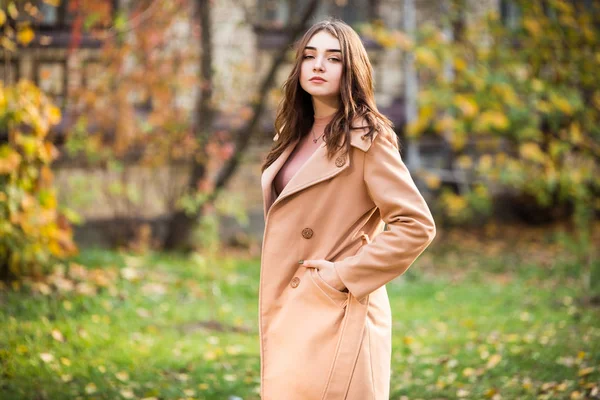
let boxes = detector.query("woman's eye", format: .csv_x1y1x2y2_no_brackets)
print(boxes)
303,55,314,59
329,58,340,62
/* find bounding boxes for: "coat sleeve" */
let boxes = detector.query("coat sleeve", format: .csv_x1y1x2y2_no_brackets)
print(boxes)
333,129,436,300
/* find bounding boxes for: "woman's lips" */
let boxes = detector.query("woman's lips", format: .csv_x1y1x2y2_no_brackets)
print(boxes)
309,78,326,83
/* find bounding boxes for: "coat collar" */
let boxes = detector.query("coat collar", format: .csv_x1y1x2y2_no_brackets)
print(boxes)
261,130,374,219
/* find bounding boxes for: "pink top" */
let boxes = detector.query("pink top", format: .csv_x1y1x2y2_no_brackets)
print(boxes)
273,112,335,197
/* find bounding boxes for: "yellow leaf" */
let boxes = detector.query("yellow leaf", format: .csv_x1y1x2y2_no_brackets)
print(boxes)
449,130,467,151
406,119,424,138
474,110,509,132
120,390,135,399
423,173,441,190
0,148,21,174
434,115,455,133
578,367,594,377
17,26,35,46
556,382,569,392
478,154,493,170
0,10,6,27
454,94,479,119
8,3,18,19
85,383,97,394
48,105,61,125
523,18,541,37
42,0,61,6
60,357,71,366
519,142,546,164
51,329,64,342
457,155,473,170
115,371,129,382
392,31,413,50
486,354,502,369
569,122,582,144
1,37,17,52
442,192,468,217
531,79,544,92
551,94,573,115
415,47,440,70
454,57,467,72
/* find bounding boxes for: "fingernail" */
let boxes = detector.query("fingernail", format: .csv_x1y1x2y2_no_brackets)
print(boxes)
298,260,304,264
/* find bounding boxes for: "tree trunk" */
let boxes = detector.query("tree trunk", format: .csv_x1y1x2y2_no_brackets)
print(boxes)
163,0,320,251
163,0,213,250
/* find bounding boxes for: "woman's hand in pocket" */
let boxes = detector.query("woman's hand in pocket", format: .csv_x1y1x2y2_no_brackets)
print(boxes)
301,259,347,292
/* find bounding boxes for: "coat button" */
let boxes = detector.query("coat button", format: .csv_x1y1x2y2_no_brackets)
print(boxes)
301,228,314,239
335,155,346,167
290,277,300,288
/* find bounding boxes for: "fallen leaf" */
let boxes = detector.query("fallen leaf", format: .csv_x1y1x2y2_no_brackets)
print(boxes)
51,329,64,342
39,353,54,363
486,354,502,369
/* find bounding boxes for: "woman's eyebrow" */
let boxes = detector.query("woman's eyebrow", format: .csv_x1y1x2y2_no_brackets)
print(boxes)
304,46,341,53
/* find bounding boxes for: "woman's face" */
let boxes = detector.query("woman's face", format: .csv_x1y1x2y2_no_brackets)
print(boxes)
299,30,343,101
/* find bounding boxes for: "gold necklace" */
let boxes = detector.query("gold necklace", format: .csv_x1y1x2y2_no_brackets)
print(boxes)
311,126,325,143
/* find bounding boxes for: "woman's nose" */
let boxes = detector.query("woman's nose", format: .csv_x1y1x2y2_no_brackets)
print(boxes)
313,57,325,72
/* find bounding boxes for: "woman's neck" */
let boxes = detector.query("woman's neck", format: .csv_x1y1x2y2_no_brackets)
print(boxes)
312,96,339,118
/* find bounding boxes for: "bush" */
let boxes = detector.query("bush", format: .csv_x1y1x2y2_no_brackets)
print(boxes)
0,80,78,281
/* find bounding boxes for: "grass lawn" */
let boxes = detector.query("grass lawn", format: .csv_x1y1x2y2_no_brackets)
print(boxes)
1,226,599,399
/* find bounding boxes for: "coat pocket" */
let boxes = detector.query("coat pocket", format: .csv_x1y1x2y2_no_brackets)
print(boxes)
310,268,349,308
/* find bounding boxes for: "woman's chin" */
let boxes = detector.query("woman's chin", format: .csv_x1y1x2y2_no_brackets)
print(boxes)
305,91,338,100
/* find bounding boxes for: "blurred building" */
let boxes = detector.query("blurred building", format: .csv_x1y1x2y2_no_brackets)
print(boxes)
3,0,507,246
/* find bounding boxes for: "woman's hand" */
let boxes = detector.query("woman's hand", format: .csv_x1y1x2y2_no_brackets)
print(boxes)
301,259,347,292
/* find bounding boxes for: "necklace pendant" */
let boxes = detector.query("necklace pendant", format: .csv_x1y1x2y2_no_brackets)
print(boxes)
312,138,318,143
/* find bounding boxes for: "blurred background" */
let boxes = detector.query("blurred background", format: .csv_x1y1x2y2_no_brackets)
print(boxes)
1,1,599,399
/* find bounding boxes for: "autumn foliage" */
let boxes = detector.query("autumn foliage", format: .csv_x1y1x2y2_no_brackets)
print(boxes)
407,1,600,226
0,81,78,281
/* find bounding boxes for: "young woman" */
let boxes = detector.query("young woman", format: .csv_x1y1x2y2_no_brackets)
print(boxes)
259,18,436,400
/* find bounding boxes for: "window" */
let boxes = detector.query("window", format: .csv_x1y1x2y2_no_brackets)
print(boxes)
35,60,68,108
499,0,520,29
33,0,116,30
255,0,378,50
327,0,376,26
258,0,377,28
0,60,19,85
33,0,76,29
38,2,60,25
82,59,105,91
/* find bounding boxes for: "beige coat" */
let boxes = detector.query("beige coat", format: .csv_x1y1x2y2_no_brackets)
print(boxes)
259,125,436,399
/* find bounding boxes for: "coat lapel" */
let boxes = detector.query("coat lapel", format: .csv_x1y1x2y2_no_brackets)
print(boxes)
261,135,354,219
261,138,300,218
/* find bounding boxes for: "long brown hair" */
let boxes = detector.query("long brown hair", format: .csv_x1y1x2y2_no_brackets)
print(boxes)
261,18,396,172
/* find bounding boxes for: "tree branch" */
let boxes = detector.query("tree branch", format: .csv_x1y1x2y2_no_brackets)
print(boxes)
208,0,320,201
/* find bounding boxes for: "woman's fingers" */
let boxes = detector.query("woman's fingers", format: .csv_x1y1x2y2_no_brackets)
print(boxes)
299,259,331,270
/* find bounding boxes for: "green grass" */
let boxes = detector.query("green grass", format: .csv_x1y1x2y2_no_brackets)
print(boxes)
1,241,599,400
